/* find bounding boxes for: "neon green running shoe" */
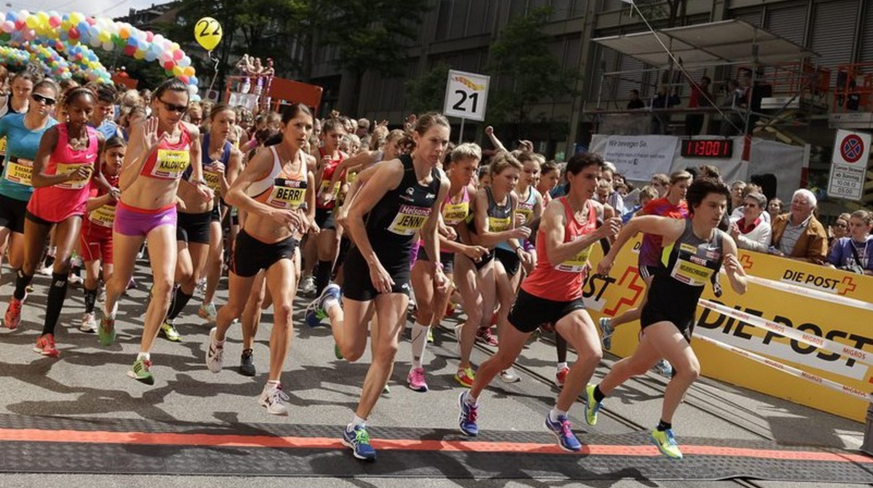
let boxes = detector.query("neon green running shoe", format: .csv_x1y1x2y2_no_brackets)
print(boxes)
127,357,154,385
583,384,602,426
651,428,683,459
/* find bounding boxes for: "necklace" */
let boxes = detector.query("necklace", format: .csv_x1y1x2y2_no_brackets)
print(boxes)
67,129,89,150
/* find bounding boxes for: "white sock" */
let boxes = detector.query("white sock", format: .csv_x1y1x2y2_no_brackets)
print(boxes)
104,300,118,319
410,323,429,370
464,392,478,407
324,296,339,313
557,362,568,372
350,415,366,429
137,352,150,362
264,380,280,391
549,407,567,423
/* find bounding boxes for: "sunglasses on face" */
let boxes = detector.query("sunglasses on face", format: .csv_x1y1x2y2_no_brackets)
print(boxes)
31,93,57,106
160,99,188,114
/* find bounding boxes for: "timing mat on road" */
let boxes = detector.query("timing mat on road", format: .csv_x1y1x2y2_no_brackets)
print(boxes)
0,414,871,482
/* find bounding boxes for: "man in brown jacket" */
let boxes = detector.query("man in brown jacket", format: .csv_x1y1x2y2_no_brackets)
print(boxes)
770,189,828,264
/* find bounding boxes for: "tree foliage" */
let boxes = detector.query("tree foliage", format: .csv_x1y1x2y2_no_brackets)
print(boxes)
404,62,450,115
484,6,573,132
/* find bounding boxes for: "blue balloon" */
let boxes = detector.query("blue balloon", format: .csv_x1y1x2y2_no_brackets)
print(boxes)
189,75,198,86
6,12,15,21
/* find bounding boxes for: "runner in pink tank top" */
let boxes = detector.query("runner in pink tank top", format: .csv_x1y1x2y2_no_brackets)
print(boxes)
8,87,108,357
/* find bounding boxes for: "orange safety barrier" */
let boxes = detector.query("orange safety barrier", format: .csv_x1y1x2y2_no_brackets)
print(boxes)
832,62,873,113
223,75,322,114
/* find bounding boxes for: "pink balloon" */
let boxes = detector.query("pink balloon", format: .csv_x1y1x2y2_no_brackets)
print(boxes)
49,16,60,28
1,21,13,33
146,31,154,42
172,49,183,61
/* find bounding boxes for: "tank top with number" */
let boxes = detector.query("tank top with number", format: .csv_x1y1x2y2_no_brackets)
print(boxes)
246,145,309,240
521,197,598,302
315,148,345,210
466,187,514,243
363,154,440,259
442,185,470,226
185,132,230,193
646,219,724,322
139,125,191,180
84,171,120,236
27,124,99,221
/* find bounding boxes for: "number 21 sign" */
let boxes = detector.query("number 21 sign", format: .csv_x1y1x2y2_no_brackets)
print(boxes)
443,70,490,122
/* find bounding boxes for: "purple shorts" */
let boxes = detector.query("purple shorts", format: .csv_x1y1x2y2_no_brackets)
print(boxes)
114,202,177,237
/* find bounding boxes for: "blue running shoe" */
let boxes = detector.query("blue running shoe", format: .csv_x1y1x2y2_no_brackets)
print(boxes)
599,317,613,350
458,391,479,436
342,424,377,461
305,284,340,328
544,413,582,452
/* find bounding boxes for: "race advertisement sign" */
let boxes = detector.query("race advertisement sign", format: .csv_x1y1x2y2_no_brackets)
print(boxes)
596,135,677,181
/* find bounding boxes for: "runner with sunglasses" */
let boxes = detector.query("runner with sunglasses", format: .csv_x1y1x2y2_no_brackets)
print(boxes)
0,79,58,328
99,78,211,384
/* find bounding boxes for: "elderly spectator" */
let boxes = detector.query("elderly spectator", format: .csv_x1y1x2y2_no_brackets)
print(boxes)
770,189,828,264
826,210,873,275
356,118,370,138
731,183,770,223
730,192,771,252
729,181,746,213
767,197,783,222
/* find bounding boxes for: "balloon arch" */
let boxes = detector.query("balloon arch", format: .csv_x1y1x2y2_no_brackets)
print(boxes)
0,10,200,100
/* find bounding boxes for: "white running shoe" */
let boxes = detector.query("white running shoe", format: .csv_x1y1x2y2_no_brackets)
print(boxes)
258,384,291,416
299,275,316,295
499,367,521,383
79,312,98,333
205,327,224,373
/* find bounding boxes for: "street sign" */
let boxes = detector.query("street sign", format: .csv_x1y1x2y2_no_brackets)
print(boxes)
828,129,871,201
443,70,489,122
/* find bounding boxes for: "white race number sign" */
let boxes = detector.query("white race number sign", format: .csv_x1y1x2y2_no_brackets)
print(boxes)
443,70,490,122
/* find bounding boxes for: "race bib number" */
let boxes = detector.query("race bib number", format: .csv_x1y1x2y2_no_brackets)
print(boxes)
557,242,593,273
387,204,431,236
266,178,307,209
56,163,93,190
516,205,534,225
347,171,358,184
88,204,116,228
0,137,7,155
4,156,33,186
488,216,511,232
152,149,190,179
203,165,222,192
319,179,341,198
442,201,469,226
669,243,716,287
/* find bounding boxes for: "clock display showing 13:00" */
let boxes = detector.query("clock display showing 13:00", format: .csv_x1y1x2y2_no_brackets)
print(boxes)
681,139,733,159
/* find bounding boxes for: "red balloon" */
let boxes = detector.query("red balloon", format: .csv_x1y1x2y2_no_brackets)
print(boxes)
14,20,23,30
163,61,174,70
179,75,189,84
69,27,80,39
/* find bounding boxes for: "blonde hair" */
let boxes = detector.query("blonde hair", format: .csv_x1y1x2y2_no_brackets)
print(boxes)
451,143,482,163
490,152,522,177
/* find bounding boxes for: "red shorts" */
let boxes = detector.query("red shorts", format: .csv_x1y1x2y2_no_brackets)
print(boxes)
80,222,113,264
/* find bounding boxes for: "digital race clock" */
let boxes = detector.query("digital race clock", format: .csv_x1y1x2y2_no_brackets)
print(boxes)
680,139,733,159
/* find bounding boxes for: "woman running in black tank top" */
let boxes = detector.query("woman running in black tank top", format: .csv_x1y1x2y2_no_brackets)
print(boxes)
306,113,451,462
588,177,747,460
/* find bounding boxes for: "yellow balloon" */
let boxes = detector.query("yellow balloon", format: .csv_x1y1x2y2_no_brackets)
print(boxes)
194,17,222,51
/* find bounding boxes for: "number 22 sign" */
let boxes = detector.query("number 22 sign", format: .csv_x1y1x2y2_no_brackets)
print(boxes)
443,70,490,122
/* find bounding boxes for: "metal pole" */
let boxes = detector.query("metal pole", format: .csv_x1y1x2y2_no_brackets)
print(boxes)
458,117,465,144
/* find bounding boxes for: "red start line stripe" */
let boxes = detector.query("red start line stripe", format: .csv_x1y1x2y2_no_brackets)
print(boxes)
0,428,870,463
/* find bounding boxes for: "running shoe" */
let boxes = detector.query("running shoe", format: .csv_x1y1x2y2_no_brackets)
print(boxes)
4,296,24,330
98,314,116,346
80,312,98,333
499,367,521,383
334,343,344,360
34,334,59,358
544,413,582,452
159,320,182,342
299,275,316,295
37,265,53,276
407,367,428,392
455,367,476,388
239,348,256,377
128,357,154,385
653,359,673,377
198,302,217,322
258,384,291,416
205,327,224,373
651,428,683,459
475,326,499,347
556,365,570,388
342,424,377,461
68,273,83,288
583,384,602,426
127,277,138,290
305,284,340,328
382,383,390,394
599,317,614,350
445,301,456,317
457,391,479,436
427,327,434,343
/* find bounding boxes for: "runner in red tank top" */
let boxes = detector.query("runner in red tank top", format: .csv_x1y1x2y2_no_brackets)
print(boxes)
457,153,621,453
9,87,108,357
